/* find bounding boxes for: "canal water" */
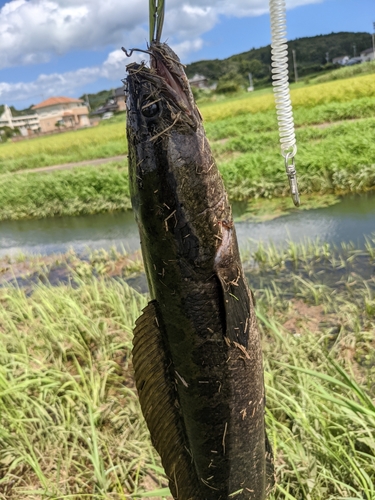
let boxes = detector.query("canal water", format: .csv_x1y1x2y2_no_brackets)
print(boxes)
1,193,375,257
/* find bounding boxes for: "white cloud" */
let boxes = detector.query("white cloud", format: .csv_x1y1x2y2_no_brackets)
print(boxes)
0,0,325,104
0,0,148,69
0,49,147,103
0,0,324,70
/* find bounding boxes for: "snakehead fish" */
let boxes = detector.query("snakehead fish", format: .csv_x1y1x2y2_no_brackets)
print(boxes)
126,42,274,500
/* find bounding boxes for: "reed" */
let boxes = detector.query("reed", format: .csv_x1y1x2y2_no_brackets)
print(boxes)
0,238,374,498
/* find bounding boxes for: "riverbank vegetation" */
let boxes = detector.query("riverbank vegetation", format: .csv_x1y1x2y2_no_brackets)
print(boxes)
0,238,374,498
0,73,375,220
0,162,130,221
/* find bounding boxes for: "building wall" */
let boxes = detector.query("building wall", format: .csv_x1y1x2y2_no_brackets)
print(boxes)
79,115,90,126
361,51,375,62
35,102,90,133
0,105,15,128
12,116,40,130
0,105,40,131
38,117,57,133
116,98,126,111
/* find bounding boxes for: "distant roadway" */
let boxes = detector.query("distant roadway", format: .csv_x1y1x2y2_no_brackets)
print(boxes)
14,155,127,174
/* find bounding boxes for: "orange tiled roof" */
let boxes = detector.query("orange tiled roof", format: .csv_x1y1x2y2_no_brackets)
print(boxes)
32,96,83,110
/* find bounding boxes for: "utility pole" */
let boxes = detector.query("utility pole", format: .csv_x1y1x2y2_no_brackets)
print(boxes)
247,73,254,92
325,51,329,64
353,43,356,57
292,49,298,83
85,94,91,111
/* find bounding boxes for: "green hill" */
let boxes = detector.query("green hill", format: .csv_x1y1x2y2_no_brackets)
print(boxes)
3,31,373,115
185,31,372,86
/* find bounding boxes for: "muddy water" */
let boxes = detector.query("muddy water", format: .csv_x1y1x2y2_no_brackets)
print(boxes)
1,193,375,258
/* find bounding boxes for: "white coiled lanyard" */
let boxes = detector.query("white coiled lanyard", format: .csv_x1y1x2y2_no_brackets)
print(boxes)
269,0,300,207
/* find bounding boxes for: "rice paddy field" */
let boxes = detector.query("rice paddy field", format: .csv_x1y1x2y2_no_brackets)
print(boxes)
0,72,375,220
0,238,375,499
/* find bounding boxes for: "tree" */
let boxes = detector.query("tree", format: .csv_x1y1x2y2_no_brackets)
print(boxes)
216,71,246,94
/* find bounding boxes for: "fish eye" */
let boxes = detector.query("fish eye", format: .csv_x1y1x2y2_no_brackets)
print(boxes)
142,100,159,118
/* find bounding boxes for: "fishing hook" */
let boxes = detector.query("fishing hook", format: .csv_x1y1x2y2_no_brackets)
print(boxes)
121,47,156,62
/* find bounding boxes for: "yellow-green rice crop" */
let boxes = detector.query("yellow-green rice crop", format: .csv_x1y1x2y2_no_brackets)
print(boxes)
1,73,374,174
0,121,127,173
201,73,375,122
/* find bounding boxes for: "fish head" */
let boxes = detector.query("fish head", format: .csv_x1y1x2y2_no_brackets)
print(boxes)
125,42,201,142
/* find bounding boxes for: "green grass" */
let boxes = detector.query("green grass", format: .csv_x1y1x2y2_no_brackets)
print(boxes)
206,96,375,140
1,75,375,221
1,110,375,221
251,238,375,499
1,73,374,175
0,162,131,221
312,60,375,84
0,119,127,174
216,117,375,200
0,239,374,498
0,277,151,498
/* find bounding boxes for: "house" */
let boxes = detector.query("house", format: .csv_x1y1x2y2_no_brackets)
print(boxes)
360,47,375,62
332,55,350,65
92,87,126,116
188,74,209,89
0,104,40,135
32,97,90,133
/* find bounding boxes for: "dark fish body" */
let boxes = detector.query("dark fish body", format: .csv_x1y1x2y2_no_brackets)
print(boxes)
126,42,274,500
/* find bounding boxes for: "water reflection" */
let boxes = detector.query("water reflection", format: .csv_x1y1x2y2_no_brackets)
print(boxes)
1,193,375,257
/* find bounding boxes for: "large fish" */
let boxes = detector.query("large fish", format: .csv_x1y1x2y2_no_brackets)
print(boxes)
126,42,274,500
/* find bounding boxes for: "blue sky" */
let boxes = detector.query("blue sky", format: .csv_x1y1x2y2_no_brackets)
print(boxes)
0,0,373,109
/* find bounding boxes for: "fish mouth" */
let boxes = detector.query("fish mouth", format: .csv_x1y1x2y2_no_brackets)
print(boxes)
126,42,200,128
150,43,192,115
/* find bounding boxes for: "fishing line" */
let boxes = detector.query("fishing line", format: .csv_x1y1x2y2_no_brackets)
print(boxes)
269,0,300,206
149,0,165,43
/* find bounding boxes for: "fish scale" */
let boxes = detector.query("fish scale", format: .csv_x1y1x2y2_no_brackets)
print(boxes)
126,41,274,499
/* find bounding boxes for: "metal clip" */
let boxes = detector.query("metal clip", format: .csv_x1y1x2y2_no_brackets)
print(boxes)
284,152,300,207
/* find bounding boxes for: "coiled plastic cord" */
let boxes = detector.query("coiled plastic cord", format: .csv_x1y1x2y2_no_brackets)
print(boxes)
269,0,300,206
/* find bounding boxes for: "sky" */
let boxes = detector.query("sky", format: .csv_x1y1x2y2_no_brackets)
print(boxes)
0,0,374,110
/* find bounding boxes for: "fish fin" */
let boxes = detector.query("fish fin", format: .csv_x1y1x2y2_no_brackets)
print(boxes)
132,300,201,499
265,431,276,495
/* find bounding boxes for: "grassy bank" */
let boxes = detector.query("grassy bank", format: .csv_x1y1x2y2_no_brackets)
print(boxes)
312,60,375,84
1,114,374,220
0,239,374,498
1,73,374,175
216,117,375,200
0,162,130,221
1,74,375,221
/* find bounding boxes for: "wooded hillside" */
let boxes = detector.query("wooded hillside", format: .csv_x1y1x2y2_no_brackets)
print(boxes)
3,32,373,114
185,31,372,86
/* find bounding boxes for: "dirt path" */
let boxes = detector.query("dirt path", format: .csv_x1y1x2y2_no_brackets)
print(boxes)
14,155,127,175
8,117,364,176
